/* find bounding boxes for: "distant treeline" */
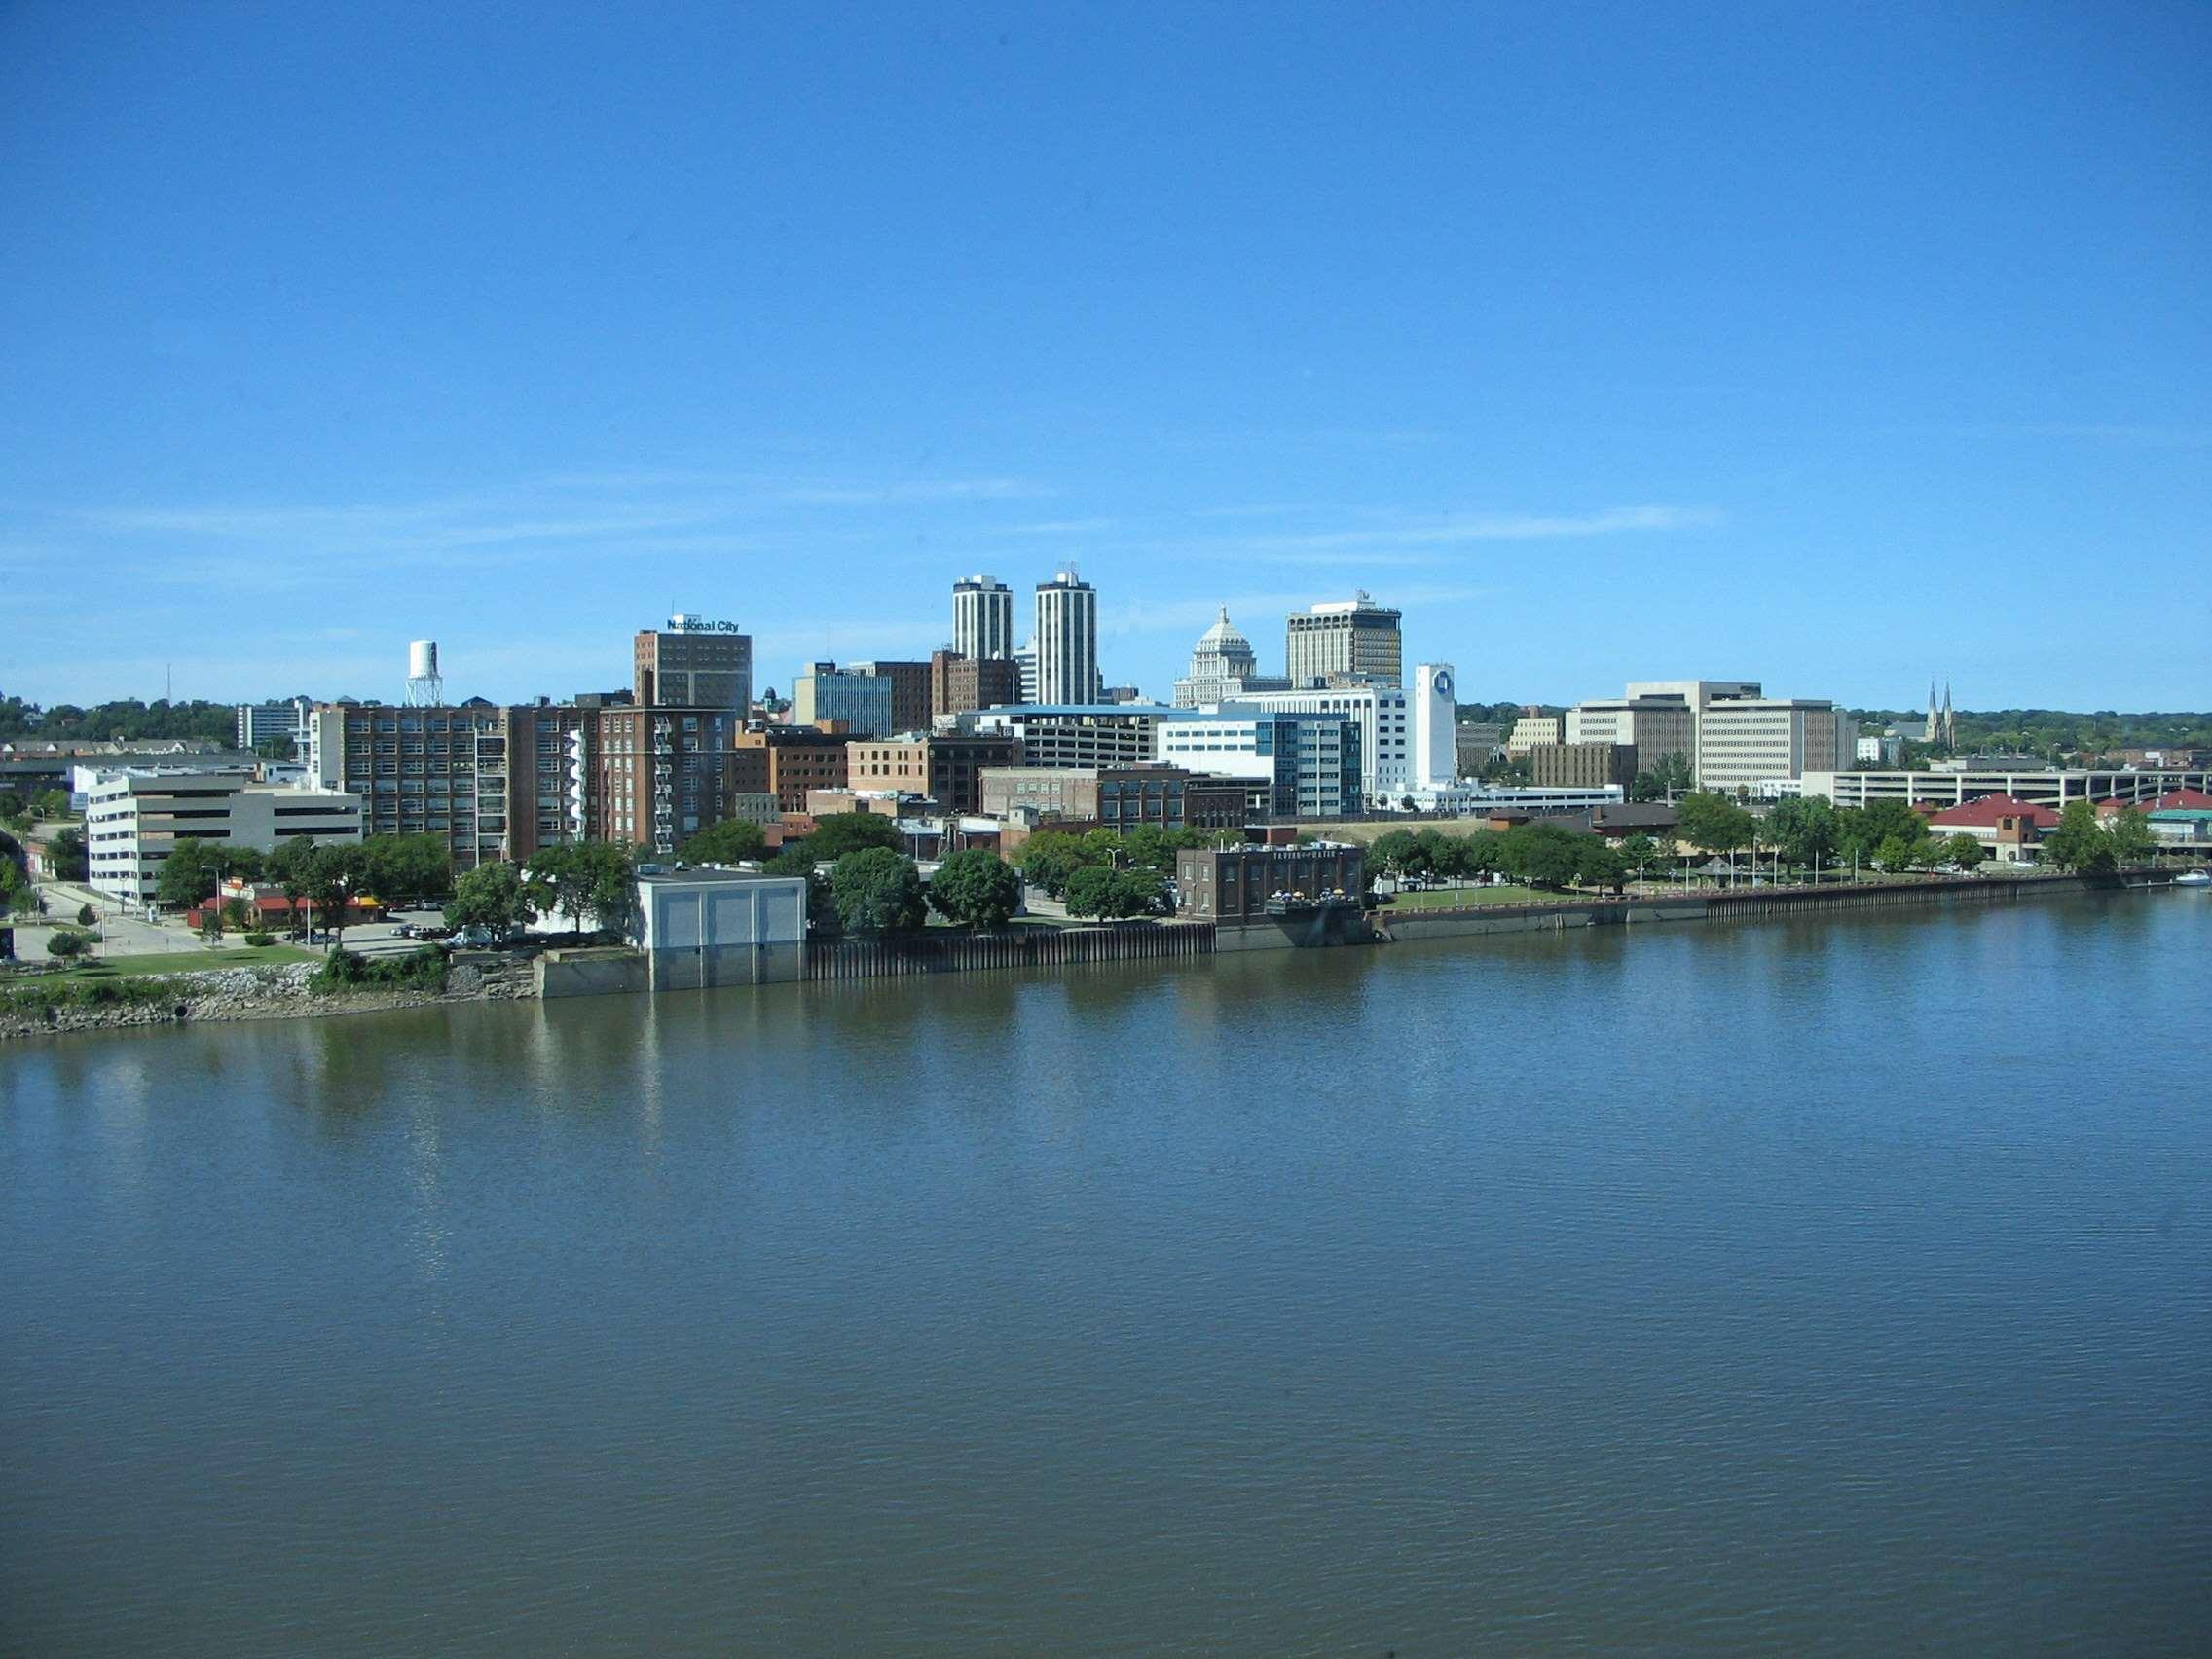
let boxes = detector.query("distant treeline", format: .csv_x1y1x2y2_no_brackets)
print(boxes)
0,694,325,745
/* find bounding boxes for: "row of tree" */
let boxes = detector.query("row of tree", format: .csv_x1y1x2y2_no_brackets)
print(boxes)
1368,824,1634,893
441,842,642,939
154,831,458,916
1685,793,2157,876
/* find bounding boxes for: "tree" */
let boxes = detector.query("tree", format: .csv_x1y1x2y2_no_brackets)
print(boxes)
1120,825,1173,873
830,847,924,933
525,842,637,938
1062,865,1161,919
267,836,317,934
305,843,367,948
358,833,454,906
49,826,87,882
1655,753,1693,796
1014,830,1102,900
806,811,903,863
1874,834,1919,873
0,790,25,824
76,902,95,925
2106,806,2157,866
1368,830,1425,878
1765,797,1840,871
1619,832,1660,868
46,929,90,960
1500,823,1585,889
1108,868,1166,918
156,839,229,910
1838,800,1929,868
30,789,70,821
2043,800,2116,873
1061,864,1119,919
447,861,532,938
927,848,1022,930
1943,833,1986,868
1676,793,1755,858
1574,839,1631,893
680,818,767,865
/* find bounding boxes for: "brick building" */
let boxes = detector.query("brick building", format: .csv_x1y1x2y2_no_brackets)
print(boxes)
736,725,852,813
930,649,1019,721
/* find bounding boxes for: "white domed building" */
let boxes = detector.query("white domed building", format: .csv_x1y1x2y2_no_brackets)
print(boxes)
1172,608,1292,708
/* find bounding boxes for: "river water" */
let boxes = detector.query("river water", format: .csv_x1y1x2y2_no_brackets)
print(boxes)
5,892,2208,1654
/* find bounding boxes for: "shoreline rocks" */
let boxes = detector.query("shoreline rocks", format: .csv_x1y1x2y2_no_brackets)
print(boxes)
0,959,536,1041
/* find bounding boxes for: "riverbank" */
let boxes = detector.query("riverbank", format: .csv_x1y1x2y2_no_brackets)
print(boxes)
0,956,535,1040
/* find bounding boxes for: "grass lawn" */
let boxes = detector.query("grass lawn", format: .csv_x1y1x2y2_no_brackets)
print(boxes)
1378,884,1566,909
28,945,320,980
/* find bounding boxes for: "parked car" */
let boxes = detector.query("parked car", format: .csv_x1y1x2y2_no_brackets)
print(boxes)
392,922,416,939
452,925,495,948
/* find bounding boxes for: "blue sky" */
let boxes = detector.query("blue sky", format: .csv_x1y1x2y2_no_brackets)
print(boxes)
3,1,2206,712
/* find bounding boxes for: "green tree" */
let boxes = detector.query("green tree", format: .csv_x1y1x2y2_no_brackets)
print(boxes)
447,861,532,937
1765,796,1840,871
1368,830,1425,878
830,847,924,933
1500,823,1585,889
1107,868,1165,918
1619,832,1660,869
679,818,767,865
806,812,903,863
0,790,25,824
357,833,454,906
305,843,367,948
76,902,95,926
155,839,228,910
927,848,1022,930
1061,865,1161,919
1873,834,1918,872
2042,800,2116,873
1061,863,1118,919
49,825,88,882
1014,830,1103,900
30,789,71,821
1676,793,1755,858
266,836,318,935
525,842,637,938
1943,833,1986,868
1574,839,1631,893
46,929,91,960
1839,800,1929,868
1119,825,1173,873
2106,806,2157,866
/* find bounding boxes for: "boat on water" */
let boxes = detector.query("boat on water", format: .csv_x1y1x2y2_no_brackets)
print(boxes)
2175,869,2212,887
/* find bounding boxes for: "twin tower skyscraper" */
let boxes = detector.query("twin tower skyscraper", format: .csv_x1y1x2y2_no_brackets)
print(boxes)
952,571,1098,705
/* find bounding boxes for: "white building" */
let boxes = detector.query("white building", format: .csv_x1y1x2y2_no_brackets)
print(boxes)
234,697,312,754
628,866,809,988
968,704,1177,770
1410,664,1457,791
1694,698,1855,796
1856,734,1904,766
1219,682,1410,803
1172,608,1290,708
1034,571,1099,704
1504,710,1565,757
84,771,362,903
1806,767,2212,812
1154,711,1360,818
1565,696,1697,776
951,574,1015,662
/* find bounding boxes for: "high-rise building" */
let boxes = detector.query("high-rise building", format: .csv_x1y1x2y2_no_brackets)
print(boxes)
1034,571,1099,704
1410,664,1457,791
850,660,933,735
1173,608,1291,708
930,649,1019,721
952,575,1015,662
1222,682,1410,802
792,663,895,738
1286,592,1402,688
234,697,312,755
634,615,752,712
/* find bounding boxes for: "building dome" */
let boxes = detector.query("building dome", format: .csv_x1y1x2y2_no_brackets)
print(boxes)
1193,606,1253,661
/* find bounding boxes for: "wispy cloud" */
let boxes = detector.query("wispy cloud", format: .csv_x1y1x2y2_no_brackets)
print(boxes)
774,476,1046,505
1000,517,1116,535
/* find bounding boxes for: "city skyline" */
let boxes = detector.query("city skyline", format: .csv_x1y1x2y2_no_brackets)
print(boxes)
3,4,2206,711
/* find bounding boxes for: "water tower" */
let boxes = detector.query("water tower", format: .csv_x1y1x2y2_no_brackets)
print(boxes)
405,639,444,707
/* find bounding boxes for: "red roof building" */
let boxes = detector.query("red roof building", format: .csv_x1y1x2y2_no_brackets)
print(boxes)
1925,794,2061,830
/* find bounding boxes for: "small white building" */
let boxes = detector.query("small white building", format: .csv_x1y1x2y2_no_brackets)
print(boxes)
84,771,362,903
628,866,809,987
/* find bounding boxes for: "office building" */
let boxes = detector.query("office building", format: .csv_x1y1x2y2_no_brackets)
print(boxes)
734,726,853,814
1564,696,1697,777
1410,664,1457,791
930,649,1020,721
305,700,520,868
979,764,1246,831
792,663,895,738
1530,742,1639,792
1505,709,1566,757
84,771,361,903
633,615,752,711
1456,723,1505,776
850,660,933,735
566,705,749,855
845,733,1022,815
1217,682,1407,803
1173,608,1290,707
234,698,311,755
1286,592,1402,688
1154,711,1361,818
1034,570,1099,704
1694,698,1854,795
951,574,1015,662
965,705,1175,770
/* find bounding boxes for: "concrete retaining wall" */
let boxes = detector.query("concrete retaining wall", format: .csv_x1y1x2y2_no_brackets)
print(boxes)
535,948,649,999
